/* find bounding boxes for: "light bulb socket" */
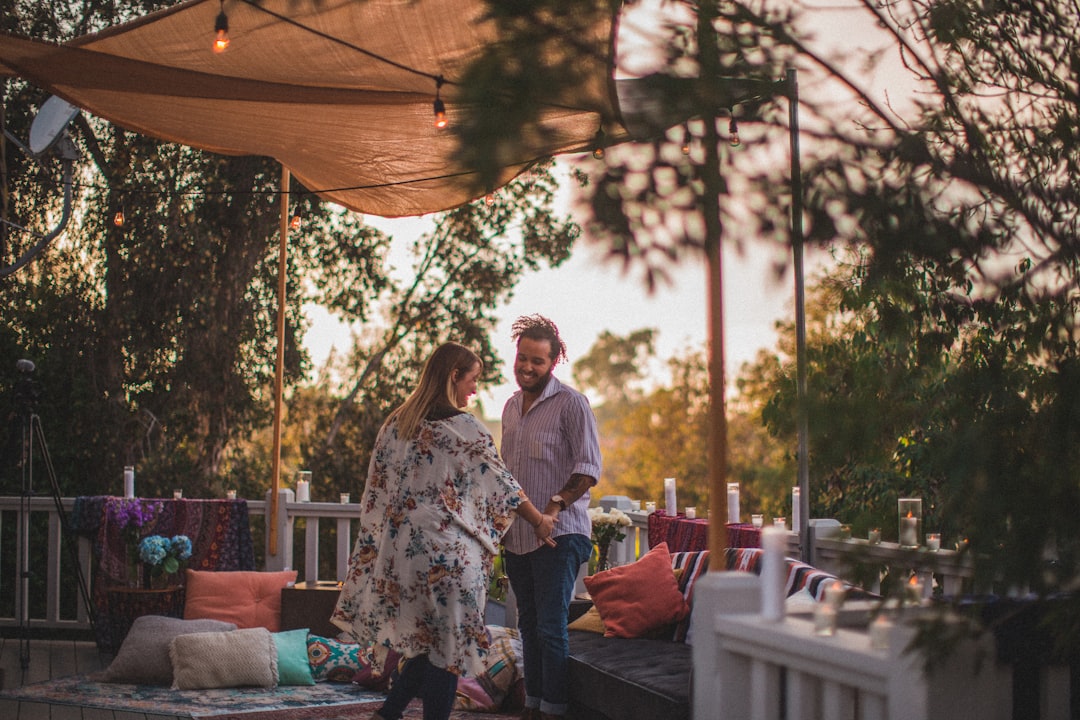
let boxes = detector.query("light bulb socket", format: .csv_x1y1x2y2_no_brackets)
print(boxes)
214,9,230,53
433,97,447,129
592,128,606,160
728,118,740,148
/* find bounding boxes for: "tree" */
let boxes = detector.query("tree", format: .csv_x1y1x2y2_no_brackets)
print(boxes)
456,0,1080,649
0,2,580,501
572,328,656,407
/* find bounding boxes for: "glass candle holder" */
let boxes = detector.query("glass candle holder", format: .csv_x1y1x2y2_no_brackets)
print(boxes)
751,514,764,529
172,489,183,499
868,528,882,545
645,501,657,513
772,517,786,530
897,498,922,548
685,506,696,519
925,533,941,551
838,524,852,540
814,603,837,636
340,493,351,504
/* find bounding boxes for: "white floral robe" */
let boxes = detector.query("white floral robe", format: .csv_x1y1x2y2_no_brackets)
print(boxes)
331,412,521,677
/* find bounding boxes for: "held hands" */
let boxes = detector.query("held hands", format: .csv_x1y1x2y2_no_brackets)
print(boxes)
533,513,558,547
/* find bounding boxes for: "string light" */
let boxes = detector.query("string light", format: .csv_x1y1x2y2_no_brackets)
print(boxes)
728,116,740,148
290,213,301,231
484,191,496,206
213,1,230,54
433,76,447,129
680,125,691,155
591,128,605,160
113,209,125,227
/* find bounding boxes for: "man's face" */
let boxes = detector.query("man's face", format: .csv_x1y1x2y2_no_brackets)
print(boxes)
514,337,556,393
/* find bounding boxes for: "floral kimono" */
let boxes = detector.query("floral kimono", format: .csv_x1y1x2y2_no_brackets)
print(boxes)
332,412,521,677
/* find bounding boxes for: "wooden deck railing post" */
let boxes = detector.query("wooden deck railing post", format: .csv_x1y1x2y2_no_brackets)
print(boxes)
263,488,295,572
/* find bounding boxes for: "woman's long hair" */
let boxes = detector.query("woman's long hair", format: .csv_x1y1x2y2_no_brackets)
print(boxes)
387,342,482,440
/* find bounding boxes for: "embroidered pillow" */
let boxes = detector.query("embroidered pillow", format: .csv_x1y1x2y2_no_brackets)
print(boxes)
583,542,689,639
306,634,369,682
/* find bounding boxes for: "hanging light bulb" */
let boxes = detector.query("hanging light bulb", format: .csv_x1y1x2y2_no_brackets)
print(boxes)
484,191,496,206
680,125,691,155
433,76,448,129
213,1,230,54
290,213,302,231
728,117,741,148
592,128,606,160
113,209,125,227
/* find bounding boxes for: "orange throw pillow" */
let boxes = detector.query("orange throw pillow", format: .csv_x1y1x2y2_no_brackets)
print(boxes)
583,542,689,639
183,569,297,632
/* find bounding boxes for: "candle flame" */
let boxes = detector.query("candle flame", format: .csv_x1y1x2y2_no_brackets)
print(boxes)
906,510,913,518
908,575,919,586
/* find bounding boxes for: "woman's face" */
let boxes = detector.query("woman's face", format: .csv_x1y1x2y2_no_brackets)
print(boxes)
452,362,482,408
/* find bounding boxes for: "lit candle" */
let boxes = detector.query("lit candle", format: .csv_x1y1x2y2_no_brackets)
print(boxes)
751,514,764,528
925,533,941,551
645,501,657,513
226,489,237,500
296,470,312,502
814,603,837,636
123,466,135,499
773,517,786,530
685,506,696,519
339,492,351,504
868,528,881,545
664,477,677,515
905,576,924,605
761,526,785,622
726,482,740,524
172,489,183,499
824,580,845,608
899,513,918,547
791,486,801,533
869,614,892,650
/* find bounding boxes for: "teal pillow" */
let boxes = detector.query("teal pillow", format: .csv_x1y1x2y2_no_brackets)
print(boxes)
272,628,315,685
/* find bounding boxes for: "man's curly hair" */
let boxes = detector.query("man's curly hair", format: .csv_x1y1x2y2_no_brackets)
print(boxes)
511,314,567,364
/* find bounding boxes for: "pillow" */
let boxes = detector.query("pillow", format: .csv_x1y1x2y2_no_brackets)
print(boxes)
566,606,605,634
671,550,711,643
170,627,278,689
353,645,401,691
307,634,369,682
183,569,297,631
273,628,315,685
101,615,237,685
583,542,689,639
454,626,523,712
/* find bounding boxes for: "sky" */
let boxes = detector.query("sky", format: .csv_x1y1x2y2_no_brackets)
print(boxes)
303,0,904,418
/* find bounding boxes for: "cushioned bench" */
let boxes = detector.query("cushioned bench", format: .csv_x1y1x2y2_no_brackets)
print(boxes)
565,544,872,720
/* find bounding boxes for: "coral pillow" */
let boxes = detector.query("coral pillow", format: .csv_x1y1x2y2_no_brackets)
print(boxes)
583,542,689,639
183,569,297,632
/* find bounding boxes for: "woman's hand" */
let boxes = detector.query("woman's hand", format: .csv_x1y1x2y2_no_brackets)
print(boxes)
533,513,557,547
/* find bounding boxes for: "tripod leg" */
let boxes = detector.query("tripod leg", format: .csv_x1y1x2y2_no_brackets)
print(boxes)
31,415,99,642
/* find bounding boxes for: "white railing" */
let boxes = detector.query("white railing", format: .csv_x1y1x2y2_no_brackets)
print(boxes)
688,572,1053,720
0,496,972,636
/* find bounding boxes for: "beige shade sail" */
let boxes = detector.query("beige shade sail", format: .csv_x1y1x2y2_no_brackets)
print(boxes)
0,0,623,217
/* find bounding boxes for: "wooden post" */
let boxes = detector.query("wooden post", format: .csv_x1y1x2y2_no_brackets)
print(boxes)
269,165,290,556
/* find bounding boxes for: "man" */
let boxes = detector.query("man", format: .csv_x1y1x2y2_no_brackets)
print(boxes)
500,314,602,720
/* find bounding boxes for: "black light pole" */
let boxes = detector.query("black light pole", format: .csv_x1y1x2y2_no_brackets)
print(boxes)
782,68,811,564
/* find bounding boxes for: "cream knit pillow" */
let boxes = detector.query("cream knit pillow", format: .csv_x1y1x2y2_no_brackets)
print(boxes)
170,627,278,689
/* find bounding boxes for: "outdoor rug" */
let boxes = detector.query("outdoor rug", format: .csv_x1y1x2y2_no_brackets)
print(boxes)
0,674,521,719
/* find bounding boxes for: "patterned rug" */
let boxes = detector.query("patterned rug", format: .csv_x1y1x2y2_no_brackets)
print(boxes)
0,673,382,717
0,674,521,719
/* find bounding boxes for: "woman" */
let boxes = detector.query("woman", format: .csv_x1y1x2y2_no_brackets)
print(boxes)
331,342,555,720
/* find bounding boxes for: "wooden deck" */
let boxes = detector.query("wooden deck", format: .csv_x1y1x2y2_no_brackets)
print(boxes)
0,636,184,720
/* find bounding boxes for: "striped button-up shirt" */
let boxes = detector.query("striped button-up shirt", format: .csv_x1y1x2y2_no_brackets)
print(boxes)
500,376,602,554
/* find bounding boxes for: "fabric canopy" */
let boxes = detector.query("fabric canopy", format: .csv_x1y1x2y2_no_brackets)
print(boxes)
0,0,622,217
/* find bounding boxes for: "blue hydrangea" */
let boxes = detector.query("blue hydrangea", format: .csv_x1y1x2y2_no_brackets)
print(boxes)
170,535,193,560
138,535,169,565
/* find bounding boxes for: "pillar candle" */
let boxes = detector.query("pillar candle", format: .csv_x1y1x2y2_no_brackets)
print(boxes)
899,515,918,546
123,466,135,499
761,526,785,622
791,486,801,533
296,480,310,503
664,477,677,515
726,482,740,524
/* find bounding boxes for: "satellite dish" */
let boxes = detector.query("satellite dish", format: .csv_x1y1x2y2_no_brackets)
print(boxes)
28,96,80,157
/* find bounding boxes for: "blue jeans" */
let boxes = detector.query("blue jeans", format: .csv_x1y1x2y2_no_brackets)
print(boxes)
378,654,458,720
504,533,592,717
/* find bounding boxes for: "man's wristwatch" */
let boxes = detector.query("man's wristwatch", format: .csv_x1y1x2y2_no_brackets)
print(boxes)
550,494,567,511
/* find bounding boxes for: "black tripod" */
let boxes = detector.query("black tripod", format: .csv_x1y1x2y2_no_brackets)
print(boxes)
9,359,96,670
